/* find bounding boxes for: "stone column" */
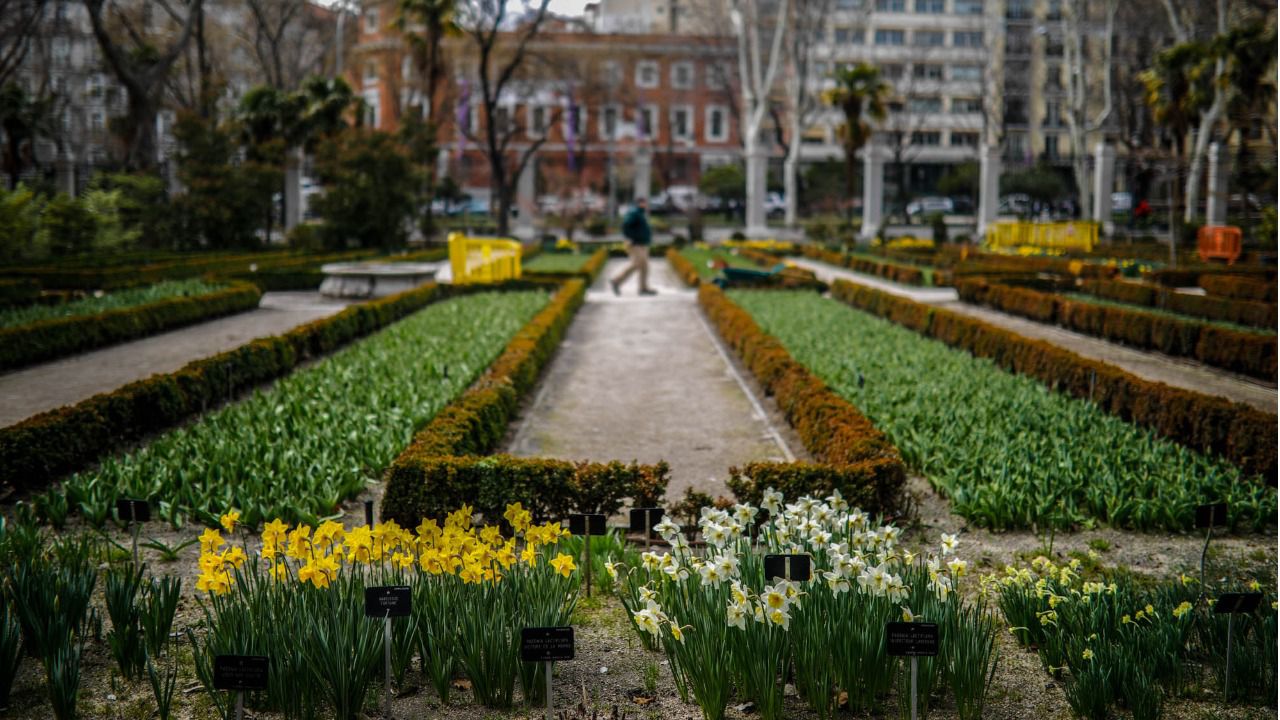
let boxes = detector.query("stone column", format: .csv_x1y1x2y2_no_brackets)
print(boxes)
515,154,537,240
1091,142,1116,235
1206,142,1228,226
977,144,1000,238
56,155,76,197
859,143,885,243
633,146,652,202
744,144,769,237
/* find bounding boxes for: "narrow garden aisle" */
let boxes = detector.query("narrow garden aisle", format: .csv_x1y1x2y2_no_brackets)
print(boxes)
504,257,797,501
791,255,1277,413
0,291,353,428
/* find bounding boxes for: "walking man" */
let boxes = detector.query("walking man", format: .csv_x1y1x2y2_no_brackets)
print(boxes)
611,198,657,296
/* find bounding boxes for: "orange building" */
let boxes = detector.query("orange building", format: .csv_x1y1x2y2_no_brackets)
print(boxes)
349,2,742,206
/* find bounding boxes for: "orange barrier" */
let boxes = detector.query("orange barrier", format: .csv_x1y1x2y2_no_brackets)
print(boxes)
1197,226,1242,264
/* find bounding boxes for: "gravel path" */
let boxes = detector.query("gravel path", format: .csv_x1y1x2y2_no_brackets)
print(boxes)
791,256,1277,413
0,291,353,428
503,258,800,501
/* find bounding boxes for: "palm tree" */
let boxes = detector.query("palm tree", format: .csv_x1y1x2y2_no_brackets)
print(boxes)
1216,24,1276,186
1139,42,1212,223
396,0,456,238
825,63,889,225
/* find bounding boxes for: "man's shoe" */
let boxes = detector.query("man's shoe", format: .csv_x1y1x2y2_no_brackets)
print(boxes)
639,288,657,296
610,279,621,296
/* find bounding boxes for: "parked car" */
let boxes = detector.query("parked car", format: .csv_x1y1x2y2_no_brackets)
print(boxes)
764,192,786,218
998,193,1031,216
906,196,954,217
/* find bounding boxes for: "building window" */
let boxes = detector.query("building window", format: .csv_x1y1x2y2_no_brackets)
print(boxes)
880,63,905,79
1044,135,1060,159
603,60,622,86
492,106,512,135
814,61,829,76
670,106,692,141
954,0,983,14
1006,0,1031,19
908,97,942,113
952,97,982,113
953,30,983,47
671,62,694,89
834,27,857,44
364,7,379,33
1046,0,1063,20
914,30,945,47
951,131,979,146
1004,98,1027,124
706,68,726,90
1045,37,1064,57
915,0,945,13
875,0,906,10
362,61,378,86
1044,101,1062,127
875,29,905,45
950,65,982,82
705,105,728,142
911,131,941,145
87,74,104,97
529,105,548,137
89,110,104,130
913,64,944,80
836,0,862,8
638,104,659,140
363,91,379,128
636,60,660,88
601,105,619,139
563,105,586,139
401,56,412,80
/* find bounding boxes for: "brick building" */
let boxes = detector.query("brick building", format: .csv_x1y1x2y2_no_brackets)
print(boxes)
350,3,741,208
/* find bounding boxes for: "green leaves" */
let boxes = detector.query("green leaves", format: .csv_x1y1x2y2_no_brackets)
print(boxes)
730,290,1274,532
61,290,548,528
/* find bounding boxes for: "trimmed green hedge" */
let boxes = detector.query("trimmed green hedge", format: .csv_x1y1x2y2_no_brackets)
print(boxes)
958,279,1277,381
381,279,608,523
832,279,1277,480
0,278,40,308
382,455,669,526
3,249,379,290
0,282,263,371
698,283,907,514
1200,274,1278,303
0,282,455,494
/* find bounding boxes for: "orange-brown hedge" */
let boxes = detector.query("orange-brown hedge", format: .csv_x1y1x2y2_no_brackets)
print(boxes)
831,279,1276,480
667,247,702,286
957,278,1276,381
698,283,906,514
1081,279,1276,329
1200,275,1278,303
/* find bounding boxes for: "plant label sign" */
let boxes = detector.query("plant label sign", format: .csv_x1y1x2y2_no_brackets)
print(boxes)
764,554,811,582
1195,502,1227,529
568,514,606,536
629,507,664,533
116,498,151,523
520,626,575,662
364,586,411,618
213,655,269,691
1213,592,1263,614
886,622,939,657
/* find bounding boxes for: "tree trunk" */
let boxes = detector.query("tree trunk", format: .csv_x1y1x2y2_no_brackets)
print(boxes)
1073,148,1090,220
125,92,159,171
783,117,800,227
491,157,509,236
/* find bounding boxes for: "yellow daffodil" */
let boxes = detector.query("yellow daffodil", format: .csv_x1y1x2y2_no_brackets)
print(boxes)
219,510,240,533
199,527,225,553
1082,648,1094,661
549,553,577,578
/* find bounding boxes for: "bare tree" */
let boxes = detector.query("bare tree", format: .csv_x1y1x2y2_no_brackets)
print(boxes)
84,0,205,170
1164,0,1227,223
729,0,788,235
454,0,556,235
245,0,307,90
0,0,48,89
1062,0,1117,219
781,0,831,227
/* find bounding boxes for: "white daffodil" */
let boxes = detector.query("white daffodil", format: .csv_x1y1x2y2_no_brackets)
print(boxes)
762,488,783,514
824,570,851,594
761,584,790,612
633,608,661,636
947,558,969,578
940,532,958,556
768,606,792,629
726,601,749,630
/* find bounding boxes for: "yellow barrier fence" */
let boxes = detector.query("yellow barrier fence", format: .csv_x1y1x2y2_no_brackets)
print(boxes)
985,221,1099,253
448,232,523,284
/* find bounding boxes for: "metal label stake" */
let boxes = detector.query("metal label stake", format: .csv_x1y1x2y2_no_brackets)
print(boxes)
1196,503,1227,592
910,656,919,720
568,515,605,598
1214,592,1262,702
545,660,554,720
364,586,411,719
520,627,574,720
886,622,938,720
